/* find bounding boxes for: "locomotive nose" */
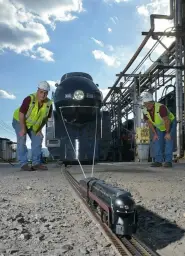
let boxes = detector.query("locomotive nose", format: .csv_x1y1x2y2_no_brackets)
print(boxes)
60,106,97,123
115,196,136,211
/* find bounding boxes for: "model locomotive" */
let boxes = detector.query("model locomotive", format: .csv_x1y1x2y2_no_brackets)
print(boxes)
45,72,112,164
79,177,138,237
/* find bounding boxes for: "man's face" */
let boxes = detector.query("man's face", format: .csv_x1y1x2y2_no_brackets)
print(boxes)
144,102,154,110
37,88,48,102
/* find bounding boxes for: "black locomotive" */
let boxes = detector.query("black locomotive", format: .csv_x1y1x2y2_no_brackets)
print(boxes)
45,72,111,164
79,177,138,237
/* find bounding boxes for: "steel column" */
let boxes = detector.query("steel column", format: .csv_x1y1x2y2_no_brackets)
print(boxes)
175,0,183,157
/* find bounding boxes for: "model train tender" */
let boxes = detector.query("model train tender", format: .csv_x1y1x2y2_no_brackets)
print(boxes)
79,177,138,238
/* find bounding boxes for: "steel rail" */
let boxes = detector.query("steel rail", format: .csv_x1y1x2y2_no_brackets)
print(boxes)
62,168,160,256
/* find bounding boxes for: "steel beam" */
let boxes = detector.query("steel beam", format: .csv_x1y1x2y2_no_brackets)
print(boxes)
115,73,175,78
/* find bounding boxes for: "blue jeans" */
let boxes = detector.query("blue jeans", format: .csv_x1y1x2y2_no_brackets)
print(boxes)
153,119,177,163
12,119,43,167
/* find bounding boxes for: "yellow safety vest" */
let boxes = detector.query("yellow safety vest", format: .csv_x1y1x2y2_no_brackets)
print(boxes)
13,93,52,133
143,102,175,131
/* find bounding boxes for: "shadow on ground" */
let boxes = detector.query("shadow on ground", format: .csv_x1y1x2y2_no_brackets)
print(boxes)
136,205,185,251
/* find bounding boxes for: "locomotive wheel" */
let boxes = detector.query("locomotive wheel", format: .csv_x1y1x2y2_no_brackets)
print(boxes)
125,235,132,240
89,199,97,210
100,210,108,224
102,212,108,224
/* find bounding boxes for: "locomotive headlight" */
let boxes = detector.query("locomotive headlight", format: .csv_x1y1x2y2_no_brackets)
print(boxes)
115,199,129,210
115,199,123,206
73,90,84,100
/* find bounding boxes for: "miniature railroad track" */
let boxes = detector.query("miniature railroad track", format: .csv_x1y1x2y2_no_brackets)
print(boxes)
63,168,160,256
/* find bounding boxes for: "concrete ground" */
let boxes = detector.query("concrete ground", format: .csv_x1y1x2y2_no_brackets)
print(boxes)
70,161,185,256
0,161,185,256
0,163,117,256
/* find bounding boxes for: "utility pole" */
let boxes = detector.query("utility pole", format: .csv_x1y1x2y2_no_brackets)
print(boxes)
175,0,184,158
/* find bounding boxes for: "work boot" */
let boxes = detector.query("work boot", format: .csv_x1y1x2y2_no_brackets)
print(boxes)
32,164,48,171
163,162,172,168
20,164,34,171
150,162,162,167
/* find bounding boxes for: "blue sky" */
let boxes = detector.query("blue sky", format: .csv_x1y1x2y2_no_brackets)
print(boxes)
0,0,172,146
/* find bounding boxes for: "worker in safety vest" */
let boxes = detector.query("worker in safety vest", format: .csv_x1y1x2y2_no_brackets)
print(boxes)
141,92,176,168
12,81,52,171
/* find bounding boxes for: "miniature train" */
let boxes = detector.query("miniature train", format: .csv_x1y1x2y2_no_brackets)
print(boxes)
79,177,138,238
45,72,112,164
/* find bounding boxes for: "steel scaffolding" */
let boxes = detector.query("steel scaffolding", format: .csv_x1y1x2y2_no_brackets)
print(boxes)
103,0,185,161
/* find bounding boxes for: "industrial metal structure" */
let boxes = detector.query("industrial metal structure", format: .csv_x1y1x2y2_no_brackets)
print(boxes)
102,0,185,162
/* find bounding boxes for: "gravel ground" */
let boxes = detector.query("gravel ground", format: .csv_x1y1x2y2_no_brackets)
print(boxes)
70,162,185,256
0,163,117,256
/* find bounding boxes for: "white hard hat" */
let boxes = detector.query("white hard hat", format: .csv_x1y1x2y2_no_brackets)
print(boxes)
142,92,153,104
38,81,50,92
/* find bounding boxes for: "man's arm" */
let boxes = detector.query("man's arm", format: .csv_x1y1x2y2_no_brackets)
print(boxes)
19,96,31,131
143,114,157,135
19,113,26,131
160,105,170,133
163,117,170,133
146,119,157,135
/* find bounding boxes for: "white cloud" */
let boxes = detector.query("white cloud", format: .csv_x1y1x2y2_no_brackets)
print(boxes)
91,37,104,47
34,47,54,62
137,5,149,17
0,90,16,99
107,45,114,51
92,50,121,67
92,44,136,70
137,0,172,26
108,27,112,33
14,0,84,25
0,0,84,61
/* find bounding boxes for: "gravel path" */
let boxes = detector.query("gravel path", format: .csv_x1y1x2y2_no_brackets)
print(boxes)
0,164,117,256
70,163,185,256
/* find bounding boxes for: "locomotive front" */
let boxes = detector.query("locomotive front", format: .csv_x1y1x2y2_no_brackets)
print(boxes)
94,183,137,237
113,193,137,237
54,72,103,124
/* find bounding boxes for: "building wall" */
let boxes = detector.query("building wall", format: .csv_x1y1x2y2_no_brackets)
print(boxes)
0,138,17,161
